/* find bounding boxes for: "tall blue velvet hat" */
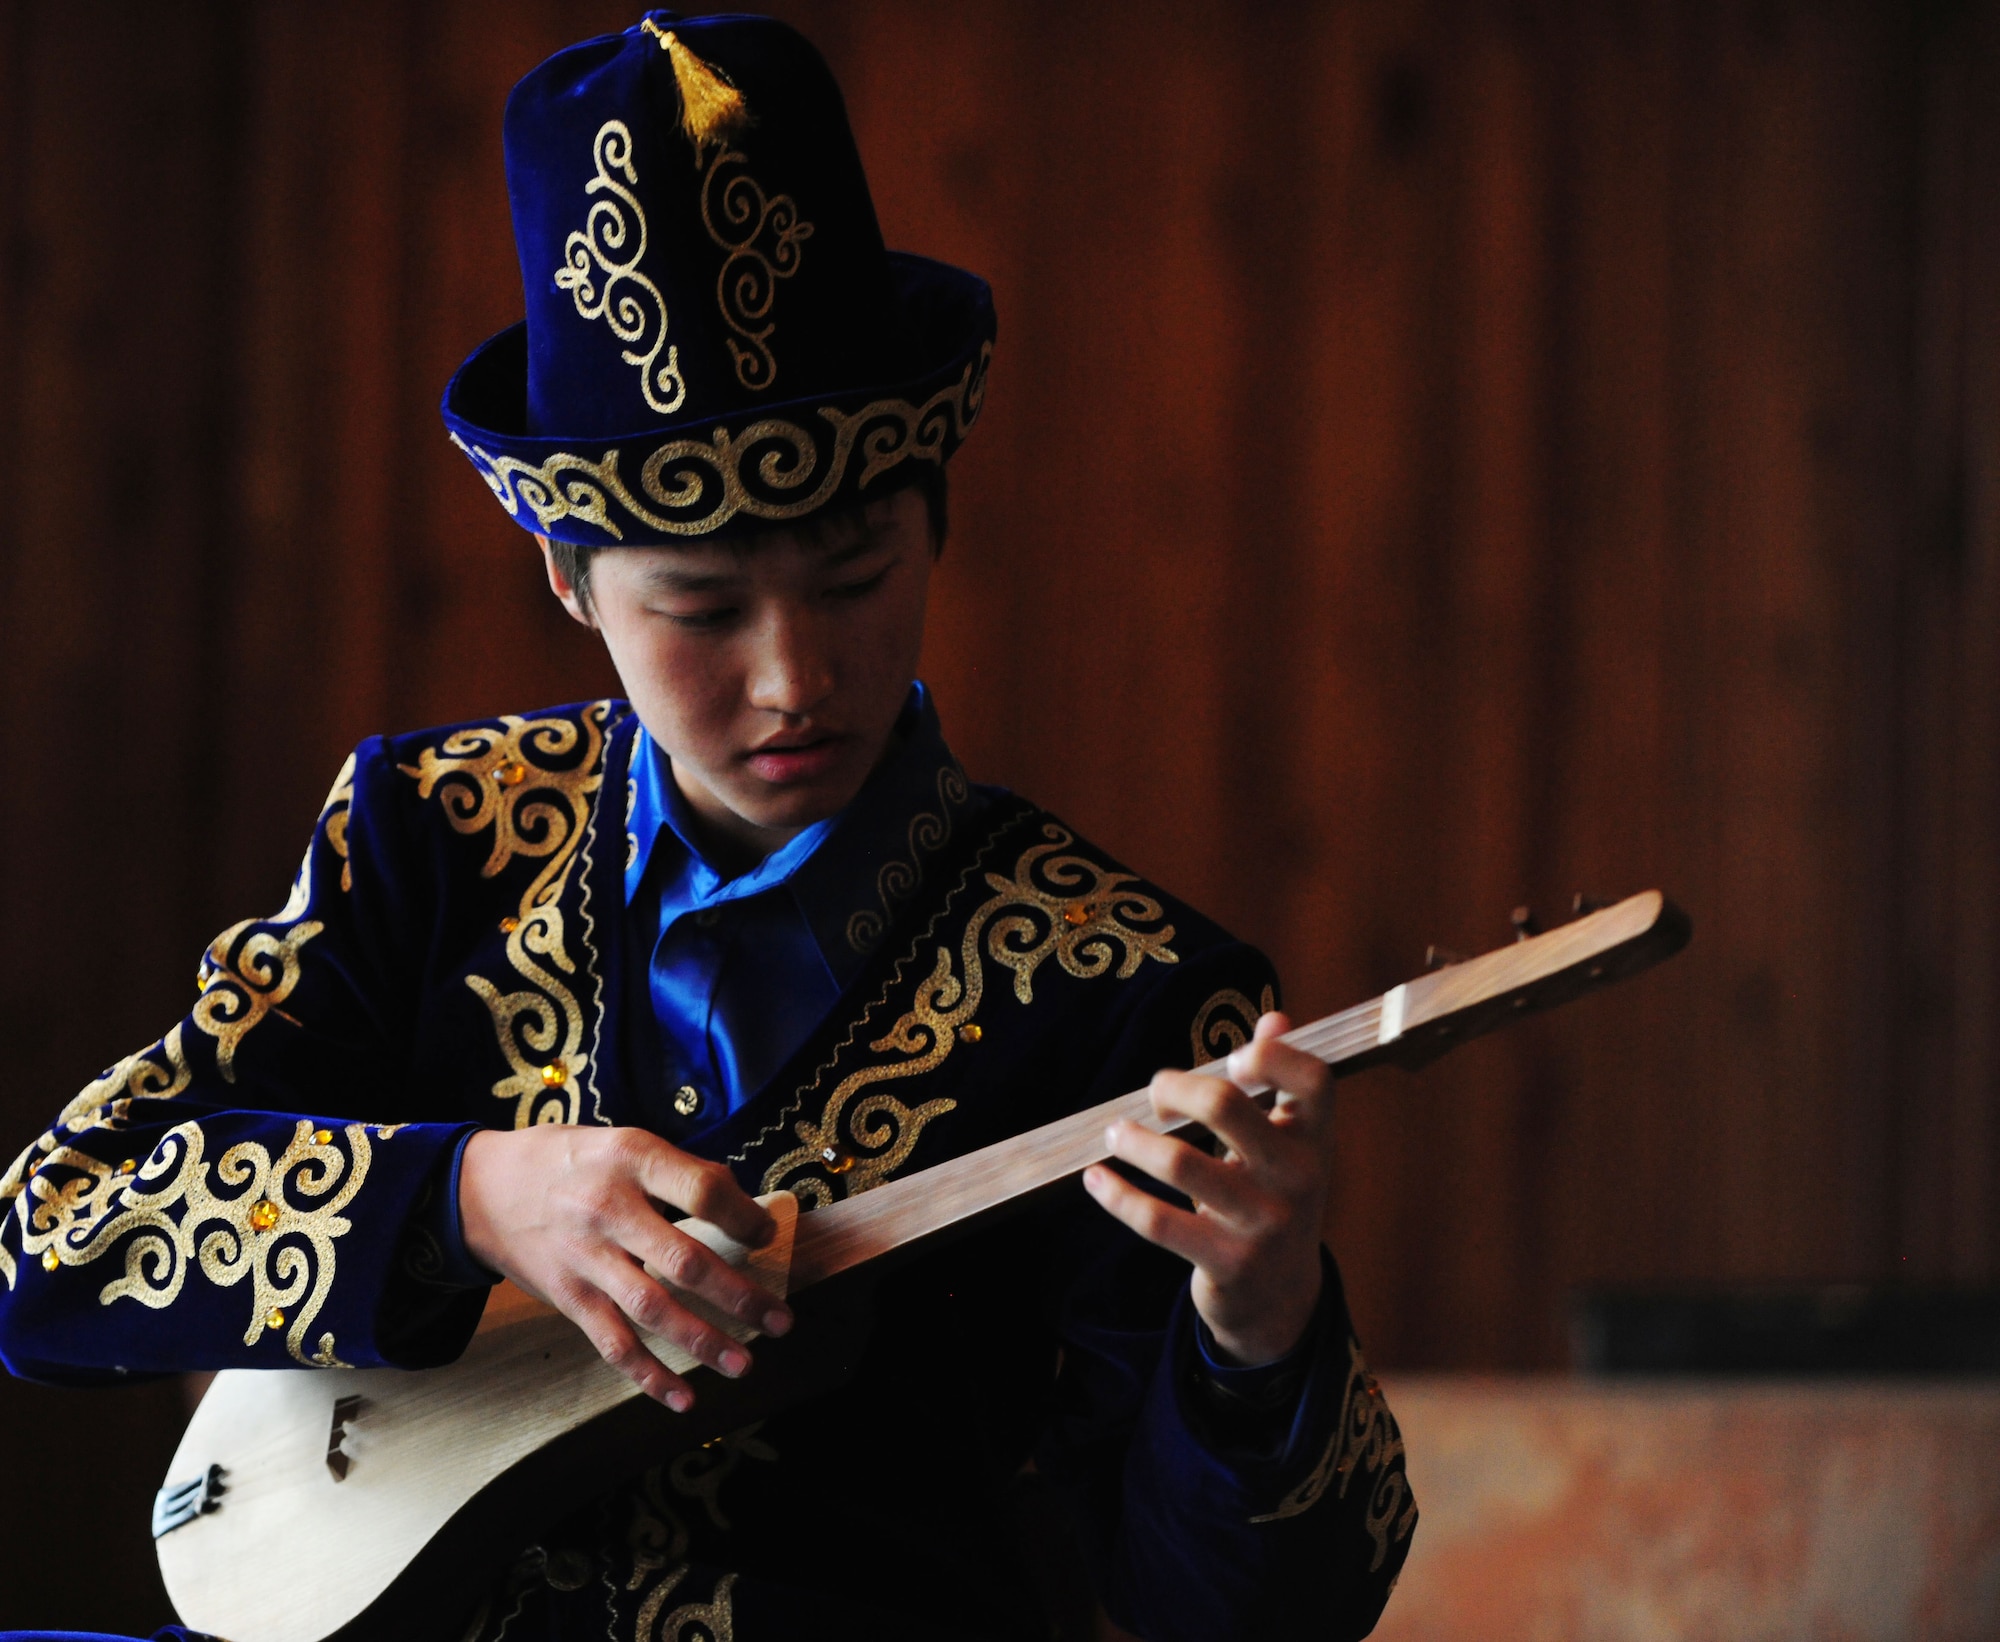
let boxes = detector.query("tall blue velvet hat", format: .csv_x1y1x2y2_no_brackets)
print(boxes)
443,10,995,545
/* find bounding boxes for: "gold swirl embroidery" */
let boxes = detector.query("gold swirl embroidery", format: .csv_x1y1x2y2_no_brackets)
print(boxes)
667,1421,777,1531
982,824,1180,1005
725,815,1011,1172
185,754,358,1078
398,710,608,877
699,145,813,392
639,1569,737,1642
845,761,972,955
450,339,990,542
462,1458,741,1641
1251,1339,1418,1569
18,1118,370,1367
555,120,687,415
575,731,612,1132
193,921,322,1083
622,1468,691,1602
0,1028,195,1290
401,706,614,1127
1190,983,1278,1064
763,822,1179,1205
55,1025,195,1141
322,753,357,893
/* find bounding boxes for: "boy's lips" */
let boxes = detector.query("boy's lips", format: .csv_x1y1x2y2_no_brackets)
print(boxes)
743,733,846,785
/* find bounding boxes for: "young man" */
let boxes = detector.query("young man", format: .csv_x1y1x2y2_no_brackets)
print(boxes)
0,14,1413,1642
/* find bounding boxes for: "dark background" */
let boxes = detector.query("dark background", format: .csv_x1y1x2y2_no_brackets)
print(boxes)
3,0,1997,1630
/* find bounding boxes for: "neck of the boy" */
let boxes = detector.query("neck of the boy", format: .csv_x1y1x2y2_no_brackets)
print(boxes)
670,770,814,881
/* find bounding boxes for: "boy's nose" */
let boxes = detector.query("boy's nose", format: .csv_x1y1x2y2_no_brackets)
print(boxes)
746,610,836,716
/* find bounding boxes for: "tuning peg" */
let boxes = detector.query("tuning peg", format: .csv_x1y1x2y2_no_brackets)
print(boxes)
1424,944,1466,971
1510,905,1541,942
1570,892,1606,918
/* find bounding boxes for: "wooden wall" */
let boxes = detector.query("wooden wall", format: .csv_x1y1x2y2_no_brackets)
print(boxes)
1,0,1996,1629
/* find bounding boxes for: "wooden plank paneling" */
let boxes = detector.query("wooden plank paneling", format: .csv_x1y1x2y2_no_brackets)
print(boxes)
1,0,1997,1626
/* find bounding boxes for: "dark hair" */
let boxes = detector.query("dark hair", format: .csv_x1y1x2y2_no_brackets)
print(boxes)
551,463,948,616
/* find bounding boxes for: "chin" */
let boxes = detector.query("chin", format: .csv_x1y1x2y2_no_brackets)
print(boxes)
735,776,859,833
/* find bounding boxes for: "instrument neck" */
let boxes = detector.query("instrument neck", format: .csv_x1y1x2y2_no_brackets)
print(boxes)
787,994,1386,1290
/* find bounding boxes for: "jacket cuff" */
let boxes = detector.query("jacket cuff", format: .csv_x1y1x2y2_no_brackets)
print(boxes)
403,1127,501,1292
1185,1276,1327,1458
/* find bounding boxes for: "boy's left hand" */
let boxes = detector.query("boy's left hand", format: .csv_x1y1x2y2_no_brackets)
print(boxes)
1083,1012,1332,1366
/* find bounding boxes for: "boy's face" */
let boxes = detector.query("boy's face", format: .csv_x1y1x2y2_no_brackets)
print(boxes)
542,487,934,866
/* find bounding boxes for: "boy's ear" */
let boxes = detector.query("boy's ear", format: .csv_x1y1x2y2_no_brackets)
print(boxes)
537,534,595,629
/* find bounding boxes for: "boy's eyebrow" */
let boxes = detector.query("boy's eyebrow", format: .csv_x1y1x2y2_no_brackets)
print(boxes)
820,533,891,568
629,530,892,593
631,560,744,594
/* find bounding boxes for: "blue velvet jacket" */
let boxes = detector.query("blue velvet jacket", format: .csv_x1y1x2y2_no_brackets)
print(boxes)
0,700,1414,1642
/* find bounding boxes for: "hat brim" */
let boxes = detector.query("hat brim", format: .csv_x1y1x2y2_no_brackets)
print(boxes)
442,252,994,546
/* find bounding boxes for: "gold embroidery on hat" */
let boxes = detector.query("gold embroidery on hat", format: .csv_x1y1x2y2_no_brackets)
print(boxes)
699,145,813,393
642,21,753,159
555,120,687,416
452,340,989,542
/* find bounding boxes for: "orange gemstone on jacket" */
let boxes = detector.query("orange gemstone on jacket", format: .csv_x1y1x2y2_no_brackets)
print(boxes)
266,1307,286,1330
820,1145,854,1174
493,762,528,787
1062,902,1091,927
541,1063,569,1088
249,1199,281,1232
40,1248,58,1272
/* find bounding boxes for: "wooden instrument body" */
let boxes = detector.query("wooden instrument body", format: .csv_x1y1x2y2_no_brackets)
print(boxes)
155,1196,810,1642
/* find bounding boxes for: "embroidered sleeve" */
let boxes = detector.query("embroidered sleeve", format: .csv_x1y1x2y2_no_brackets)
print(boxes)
0,743,481,1380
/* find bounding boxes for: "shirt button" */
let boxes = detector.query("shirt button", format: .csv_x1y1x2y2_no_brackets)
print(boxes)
672,1085,702,1117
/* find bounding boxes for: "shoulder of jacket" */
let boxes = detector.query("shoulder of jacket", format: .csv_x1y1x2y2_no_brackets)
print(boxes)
993,799,1258,967
335,701,636,881
367,699,635,774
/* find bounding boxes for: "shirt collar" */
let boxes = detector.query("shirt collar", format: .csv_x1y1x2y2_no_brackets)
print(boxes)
624,730,835,911
624,682,976,986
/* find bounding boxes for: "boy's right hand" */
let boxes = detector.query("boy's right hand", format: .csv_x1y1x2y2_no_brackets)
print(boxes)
458,1125,794,1410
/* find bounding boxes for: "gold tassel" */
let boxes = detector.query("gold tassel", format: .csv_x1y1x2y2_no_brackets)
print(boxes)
641,18,752,159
